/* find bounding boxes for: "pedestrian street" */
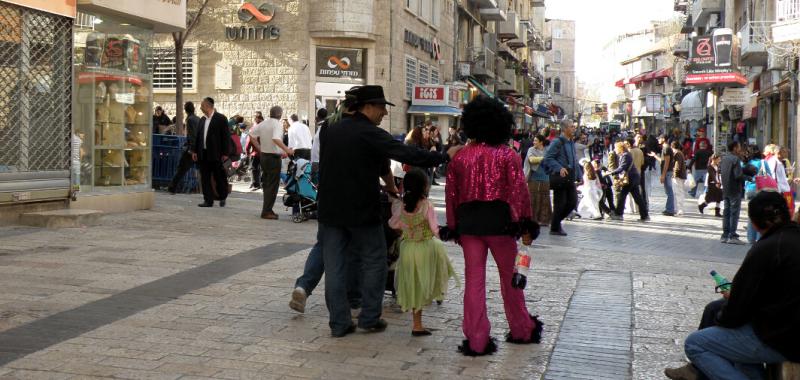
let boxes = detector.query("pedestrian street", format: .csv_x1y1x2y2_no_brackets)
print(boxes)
0,184,750,379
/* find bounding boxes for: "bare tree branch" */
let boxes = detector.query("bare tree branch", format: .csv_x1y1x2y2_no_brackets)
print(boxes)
185,0,210,40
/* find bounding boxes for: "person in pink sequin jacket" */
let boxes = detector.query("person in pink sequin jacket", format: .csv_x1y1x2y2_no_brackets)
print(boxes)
444,97,542,356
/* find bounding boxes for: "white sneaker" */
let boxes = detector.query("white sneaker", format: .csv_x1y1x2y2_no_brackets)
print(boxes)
676,210,684,216
727,237,746,245
289,286,307,313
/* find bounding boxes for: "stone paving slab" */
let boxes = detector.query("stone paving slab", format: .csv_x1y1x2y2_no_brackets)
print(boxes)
0,183,752,379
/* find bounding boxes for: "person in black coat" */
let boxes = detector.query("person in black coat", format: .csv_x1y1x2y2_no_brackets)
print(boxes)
190,97,231,207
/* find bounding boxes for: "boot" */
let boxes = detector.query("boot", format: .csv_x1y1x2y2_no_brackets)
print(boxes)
698,203,707,214
715,207,722,217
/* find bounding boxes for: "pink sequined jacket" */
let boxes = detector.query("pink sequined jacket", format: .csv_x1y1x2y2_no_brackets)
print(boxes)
445,143,532,230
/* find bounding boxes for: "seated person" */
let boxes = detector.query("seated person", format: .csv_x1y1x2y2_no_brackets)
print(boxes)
665,191,800,380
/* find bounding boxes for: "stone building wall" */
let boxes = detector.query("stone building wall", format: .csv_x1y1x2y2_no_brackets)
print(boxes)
545,19,576,119
154,0,456,133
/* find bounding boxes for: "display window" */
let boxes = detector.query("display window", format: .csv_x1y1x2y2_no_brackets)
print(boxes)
73,13,153,191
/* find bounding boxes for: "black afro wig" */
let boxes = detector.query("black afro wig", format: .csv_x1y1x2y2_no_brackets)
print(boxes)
461,96,514,146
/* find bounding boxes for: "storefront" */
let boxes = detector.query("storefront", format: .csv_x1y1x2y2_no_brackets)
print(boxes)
71,0,185,212
0,0,75,222
313,46,368,117
407,84,462,140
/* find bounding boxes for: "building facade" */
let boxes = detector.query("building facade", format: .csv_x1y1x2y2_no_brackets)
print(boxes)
543,19,576,120
153,0,551,137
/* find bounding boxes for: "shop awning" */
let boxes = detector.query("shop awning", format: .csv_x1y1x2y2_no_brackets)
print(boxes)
468,77,496,99
680,90,704,121
407,105,462,116
642,67,673,82
629,72,651,84
615,78,625,88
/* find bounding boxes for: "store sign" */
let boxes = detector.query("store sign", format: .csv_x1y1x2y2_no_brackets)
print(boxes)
404,30,441,60
77,0,186,31
412,85,461,107
720,88,749,106
686,28,746,86
315,47,364,80
4,0,76,18
225,2,280,40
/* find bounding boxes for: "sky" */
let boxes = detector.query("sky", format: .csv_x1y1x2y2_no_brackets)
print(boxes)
545,0,679,87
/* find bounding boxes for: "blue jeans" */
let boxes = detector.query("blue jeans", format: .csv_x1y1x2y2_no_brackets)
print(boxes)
745,192,761,243
685,324,786,380
722,196,742,239
320,223,387,334
295,227,362,303
664,172,675,213
690,169,707,198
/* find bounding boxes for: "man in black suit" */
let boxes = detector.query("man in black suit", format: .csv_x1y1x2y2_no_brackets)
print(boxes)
190,97,231,207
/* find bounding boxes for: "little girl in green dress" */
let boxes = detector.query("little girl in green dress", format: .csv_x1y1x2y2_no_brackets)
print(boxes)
388,169,458,336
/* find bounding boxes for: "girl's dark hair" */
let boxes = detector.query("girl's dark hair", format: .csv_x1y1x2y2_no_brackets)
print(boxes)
750,144,763,160
748,191,791,231
461,96,513,145
402,169,428,213
670,141,683,151
534,134,549,146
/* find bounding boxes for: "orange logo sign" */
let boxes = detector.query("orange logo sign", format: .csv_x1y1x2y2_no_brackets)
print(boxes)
238,2,275,23
327,56,351,70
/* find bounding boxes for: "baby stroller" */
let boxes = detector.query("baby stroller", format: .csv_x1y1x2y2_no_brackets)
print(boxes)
282,158,317,223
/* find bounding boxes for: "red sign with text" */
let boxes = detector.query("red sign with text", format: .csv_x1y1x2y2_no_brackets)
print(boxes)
413,85,446,106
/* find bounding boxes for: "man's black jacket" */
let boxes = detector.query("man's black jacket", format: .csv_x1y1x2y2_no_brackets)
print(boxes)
318,112,447,227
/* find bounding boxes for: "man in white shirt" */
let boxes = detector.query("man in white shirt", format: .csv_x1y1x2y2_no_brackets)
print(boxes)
288,114,313,160
249,105,294,219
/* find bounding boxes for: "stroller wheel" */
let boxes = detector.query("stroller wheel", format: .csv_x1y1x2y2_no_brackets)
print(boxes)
292,214,304,223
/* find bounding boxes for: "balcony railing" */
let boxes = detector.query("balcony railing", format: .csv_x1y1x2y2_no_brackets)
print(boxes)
472,47,496,78
673,38,690,58
778,0,800,22
740,21,770,66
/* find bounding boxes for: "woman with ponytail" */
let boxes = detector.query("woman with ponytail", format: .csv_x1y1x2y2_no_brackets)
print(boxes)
388,169,457,336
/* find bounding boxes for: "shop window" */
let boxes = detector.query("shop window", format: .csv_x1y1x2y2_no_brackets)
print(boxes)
149,46,197,92
406,56,417,99
431,68,439,84
419,62,429,85
554,78,561,94
554,50,562,64
73,11,154,191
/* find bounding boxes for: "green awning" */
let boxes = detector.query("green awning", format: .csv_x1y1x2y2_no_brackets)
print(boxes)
468,77,496,100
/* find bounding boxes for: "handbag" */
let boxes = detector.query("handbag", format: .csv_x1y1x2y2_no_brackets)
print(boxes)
549,169,573,190
755,161,778,192
222,157,236,178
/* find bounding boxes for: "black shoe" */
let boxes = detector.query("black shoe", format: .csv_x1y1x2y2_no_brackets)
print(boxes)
219,199,226,207
331,323,356,338
359,319,387,333
609,214,623,221
506,315,544,344
714,208,722,217
698,203,706,214
198,202,213,207
639,216,651,222
167,187,176,194
549,229,567,236
411,329,433,337
458,338,498,356
662,211,675,216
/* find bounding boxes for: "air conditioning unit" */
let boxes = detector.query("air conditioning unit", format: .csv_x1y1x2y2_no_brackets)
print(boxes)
708,13,720,28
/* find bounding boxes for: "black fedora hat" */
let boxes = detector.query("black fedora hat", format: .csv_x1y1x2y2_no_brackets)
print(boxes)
346,85,396,107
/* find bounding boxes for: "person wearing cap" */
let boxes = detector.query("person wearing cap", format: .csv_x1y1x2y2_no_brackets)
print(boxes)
317,85,461,337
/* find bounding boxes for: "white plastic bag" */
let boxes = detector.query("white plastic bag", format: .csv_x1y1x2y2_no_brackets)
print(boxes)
685,174,696,190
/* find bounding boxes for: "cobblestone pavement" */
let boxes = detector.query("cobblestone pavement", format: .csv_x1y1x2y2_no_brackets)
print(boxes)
0,181,751,379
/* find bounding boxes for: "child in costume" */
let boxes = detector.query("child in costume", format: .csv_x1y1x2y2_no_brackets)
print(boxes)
577,159,604,220
388,169,457,336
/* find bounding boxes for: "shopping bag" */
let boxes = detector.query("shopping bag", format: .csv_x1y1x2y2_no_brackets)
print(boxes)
685,174,696,190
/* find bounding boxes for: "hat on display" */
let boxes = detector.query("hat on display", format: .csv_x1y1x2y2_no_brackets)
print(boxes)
346,85,396,107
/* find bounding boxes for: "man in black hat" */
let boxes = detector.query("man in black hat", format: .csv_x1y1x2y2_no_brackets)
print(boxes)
318,85,462,337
